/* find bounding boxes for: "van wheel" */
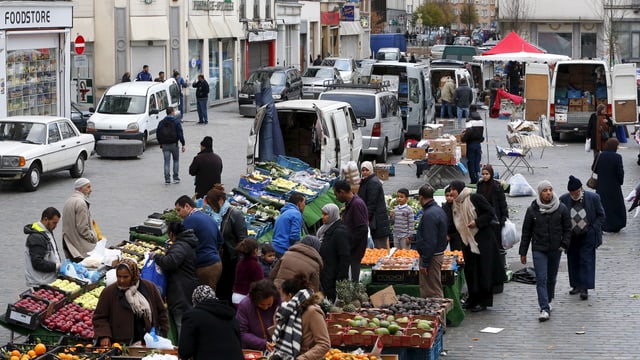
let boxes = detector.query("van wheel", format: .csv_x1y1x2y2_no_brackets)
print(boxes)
392,133,405,155
376,141,388,163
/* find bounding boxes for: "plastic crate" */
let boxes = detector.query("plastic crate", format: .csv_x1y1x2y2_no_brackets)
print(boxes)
277,155,309,172
239,175,271,192
441,269,456,286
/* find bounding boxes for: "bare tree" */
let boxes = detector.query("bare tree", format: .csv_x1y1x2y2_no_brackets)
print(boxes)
591,0,632,66
499,0,533,34
459,4,479,32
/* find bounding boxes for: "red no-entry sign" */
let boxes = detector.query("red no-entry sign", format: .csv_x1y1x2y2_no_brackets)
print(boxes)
74,35,85,55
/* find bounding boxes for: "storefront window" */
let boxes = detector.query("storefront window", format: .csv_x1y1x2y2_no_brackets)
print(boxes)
538,32,572,57
209,39,221,102
222,39,235,99
581,33,596,59
188,40,203,109
6,48,58,116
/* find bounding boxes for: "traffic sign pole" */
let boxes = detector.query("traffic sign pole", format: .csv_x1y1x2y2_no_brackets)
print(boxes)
74,35,85,105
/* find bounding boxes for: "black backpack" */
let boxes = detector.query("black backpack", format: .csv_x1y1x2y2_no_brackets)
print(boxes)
157,118,178,144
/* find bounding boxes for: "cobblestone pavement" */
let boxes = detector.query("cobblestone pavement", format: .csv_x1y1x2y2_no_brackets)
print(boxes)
1,104,639,357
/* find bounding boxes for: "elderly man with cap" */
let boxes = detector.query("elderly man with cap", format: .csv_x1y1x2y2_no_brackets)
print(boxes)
189,136,223,199
520,180,572,322
559,175,605,300
62,178,98,262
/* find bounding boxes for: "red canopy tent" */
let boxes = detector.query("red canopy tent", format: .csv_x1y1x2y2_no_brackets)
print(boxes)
482,32,543,55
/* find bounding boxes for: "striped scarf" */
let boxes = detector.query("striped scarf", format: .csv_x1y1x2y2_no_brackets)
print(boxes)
271,289,313,359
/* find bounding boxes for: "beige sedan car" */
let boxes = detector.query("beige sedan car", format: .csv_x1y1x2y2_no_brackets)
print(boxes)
430,45,446,60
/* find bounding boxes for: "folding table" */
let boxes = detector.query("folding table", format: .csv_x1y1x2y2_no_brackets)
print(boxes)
496,145,534,180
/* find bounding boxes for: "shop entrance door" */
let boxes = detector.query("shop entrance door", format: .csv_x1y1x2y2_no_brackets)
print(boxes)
131,46,166,80
248,41,271,73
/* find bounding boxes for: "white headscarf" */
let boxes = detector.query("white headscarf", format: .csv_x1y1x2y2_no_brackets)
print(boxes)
316,203,340,242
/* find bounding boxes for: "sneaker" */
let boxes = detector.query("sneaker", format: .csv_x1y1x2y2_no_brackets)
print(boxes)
165,181,171,185
173,179,181,184
538,310,550,322
548,304,553,312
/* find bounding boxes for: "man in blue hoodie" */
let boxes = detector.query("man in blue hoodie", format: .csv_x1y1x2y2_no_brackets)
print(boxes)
175,195,223,290
271,193,306,258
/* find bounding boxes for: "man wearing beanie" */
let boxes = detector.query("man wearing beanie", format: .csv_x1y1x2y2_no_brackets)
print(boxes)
520,180,571,321
559,175,605,300
62,178,98,261
189,136,223,199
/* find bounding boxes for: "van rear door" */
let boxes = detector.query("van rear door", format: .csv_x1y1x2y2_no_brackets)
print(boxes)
328,108,351,169
612,63,638,124
524,63,550,122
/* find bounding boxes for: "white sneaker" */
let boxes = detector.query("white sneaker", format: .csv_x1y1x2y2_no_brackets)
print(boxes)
538,310,550,322
548,304,552,312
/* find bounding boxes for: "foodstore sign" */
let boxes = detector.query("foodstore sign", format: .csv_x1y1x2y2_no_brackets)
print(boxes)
1,6,72,30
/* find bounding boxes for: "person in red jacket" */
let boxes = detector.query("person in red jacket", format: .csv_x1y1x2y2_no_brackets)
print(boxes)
232,238,264,305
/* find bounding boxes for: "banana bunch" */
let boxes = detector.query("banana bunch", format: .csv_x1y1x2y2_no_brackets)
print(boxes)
294,184,317,196
121,242,147,254
271,178,298,190
246,171,270,183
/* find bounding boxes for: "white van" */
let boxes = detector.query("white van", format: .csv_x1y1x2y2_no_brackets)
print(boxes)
247,100,364,173
429,66,476,117
369,62,436,139
524,60,637,140
87,79,181,150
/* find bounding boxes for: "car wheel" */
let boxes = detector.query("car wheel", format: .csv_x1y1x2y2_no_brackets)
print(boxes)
393,132,405,155
376,140,388,163
70,153,86,178
142,133,148,152
22,163,41,192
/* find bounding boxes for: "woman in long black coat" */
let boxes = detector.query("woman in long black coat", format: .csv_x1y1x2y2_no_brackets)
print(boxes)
449,181,505,312
595,138,626,232
476,164,509,269
317,204,350,302
358,161,391,248
152,221,198,336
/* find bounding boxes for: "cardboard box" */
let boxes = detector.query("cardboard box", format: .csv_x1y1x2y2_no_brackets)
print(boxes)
568,105,582,112
369,285,398,308
423,124,443,139
596,98,607,106
406,147,427,160
569,98,582,106
429,137,457,153
459,143,467,156
582,103,594,112
428,151,457,165
375,167,389,180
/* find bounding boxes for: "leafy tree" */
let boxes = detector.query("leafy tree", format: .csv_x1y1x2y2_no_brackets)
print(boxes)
459,4,479,31
414,2,454,28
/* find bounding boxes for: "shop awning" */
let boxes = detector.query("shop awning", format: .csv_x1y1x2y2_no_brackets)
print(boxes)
226,18,245,38
212,18,231,38
189,16,214,39
340,21,362,36
72,18,94,42
130,17,170,41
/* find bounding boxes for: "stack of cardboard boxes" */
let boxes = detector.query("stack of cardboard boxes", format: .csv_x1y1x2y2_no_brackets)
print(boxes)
427,136,458,165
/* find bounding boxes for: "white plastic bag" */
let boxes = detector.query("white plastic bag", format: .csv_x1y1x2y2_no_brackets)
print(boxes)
501,219,519,249
585,138,591,152
507,174,535,197
144,328,174,349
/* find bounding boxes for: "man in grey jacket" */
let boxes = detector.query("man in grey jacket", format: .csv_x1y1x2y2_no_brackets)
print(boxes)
62,178,98,261
454,78,473,129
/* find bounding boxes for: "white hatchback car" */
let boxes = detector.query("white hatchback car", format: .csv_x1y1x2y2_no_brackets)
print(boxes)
0,116,95,191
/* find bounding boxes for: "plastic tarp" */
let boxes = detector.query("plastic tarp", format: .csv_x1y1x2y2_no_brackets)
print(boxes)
481,32,543,55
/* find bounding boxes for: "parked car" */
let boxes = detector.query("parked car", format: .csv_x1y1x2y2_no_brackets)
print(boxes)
70,102,93,133
430,45,446,60
0,116,95,191
376,48,402,61
301,66,342,99
238,66,303,117
321,58,357,84
478,39,500,53
247,100,364,173
452,36,472,46
87,78,181,151
320,86,405,163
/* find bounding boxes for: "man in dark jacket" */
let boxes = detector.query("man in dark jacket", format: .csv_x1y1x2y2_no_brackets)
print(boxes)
135,65,152,81
358,161,390,248
454,78,473,129
192,74,210,124
559,176,605,301
158,107,186,184
333,180,369,282
488,73,502,112
520,180,572,322
461,111,485,184
189,136,223,199
179,285,244,360
415,185,448,298
25,207,62,287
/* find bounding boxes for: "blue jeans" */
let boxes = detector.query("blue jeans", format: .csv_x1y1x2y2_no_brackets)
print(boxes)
162,143,180,182
457,107,470,128
440,101,453,118
467,142,482,184
196,97,208,123
532,249,562,312
178,94,185,120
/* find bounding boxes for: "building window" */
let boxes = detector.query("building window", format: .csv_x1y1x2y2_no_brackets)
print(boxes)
254,0,260,19
483,9,487,17
240,0,246,19
266,0,271,19
538,32,572,57
581,33,596,59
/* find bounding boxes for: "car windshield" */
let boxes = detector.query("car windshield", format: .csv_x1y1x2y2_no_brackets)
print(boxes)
97,95,146,114
270,72,286,86
333,60,351,71
303,68,334,78
0,122,46,144
321,93,375,118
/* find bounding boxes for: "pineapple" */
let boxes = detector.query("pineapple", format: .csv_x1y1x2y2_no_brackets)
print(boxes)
342,303,357,313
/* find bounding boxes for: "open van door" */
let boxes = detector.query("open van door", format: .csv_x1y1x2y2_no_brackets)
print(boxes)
246,105,268,171
612,63,638,124
524,63,550,122
328,108,351,169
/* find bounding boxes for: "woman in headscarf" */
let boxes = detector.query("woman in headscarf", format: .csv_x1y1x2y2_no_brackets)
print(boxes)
358,161,391,248
205,184,248,303
519,181,571,322
152,221,198,337
317,203,351,302
448,180,505,313
271,273,330,360
179,285,244,360
595,138,626,233
476,164,509,270
93,258,169,346
269,235,323,292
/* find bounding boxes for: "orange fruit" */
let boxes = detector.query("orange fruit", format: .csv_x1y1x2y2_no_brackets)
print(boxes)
34,343,46,356
27,350,36,358
10,355,19,360
10,350,21,357
20,355,29,360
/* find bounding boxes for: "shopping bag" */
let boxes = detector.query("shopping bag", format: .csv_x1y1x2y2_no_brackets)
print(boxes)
501,219,519,249
584,138,591,152
143,327,174,349
507,174,535,197
140,254,166,297
586,173,598,189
